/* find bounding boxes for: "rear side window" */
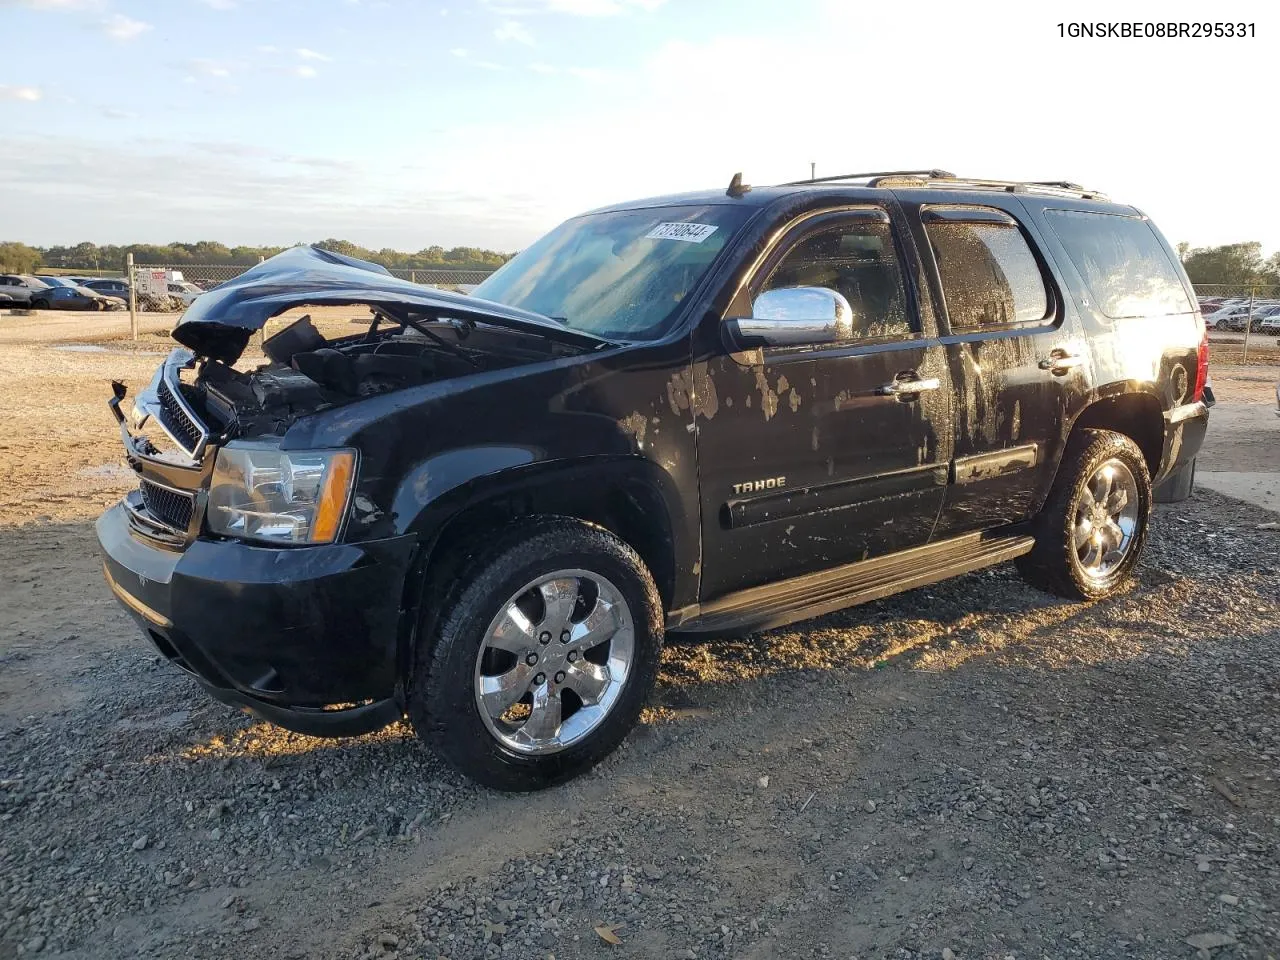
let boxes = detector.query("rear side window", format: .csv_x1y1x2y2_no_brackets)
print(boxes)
1044,209,1193,318
925,216,1049,329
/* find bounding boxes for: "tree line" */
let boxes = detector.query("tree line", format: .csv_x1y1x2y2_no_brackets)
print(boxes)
1176,242,1280,288
0,240,514,275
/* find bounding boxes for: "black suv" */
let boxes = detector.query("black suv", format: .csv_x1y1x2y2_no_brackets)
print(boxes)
97,171,1210,790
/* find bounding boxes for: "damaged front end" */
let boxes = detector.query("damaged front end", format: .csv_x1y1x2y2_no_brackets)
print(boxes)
109,244,607,545
97,245,610,736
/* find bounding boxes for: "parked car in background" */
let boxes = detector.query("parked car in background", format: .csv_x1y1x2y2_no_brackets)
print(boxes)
80,278,131,299
82,277,189,311
31,280,125,311
1204,304,1254,329
167,281,204,306
0,274,55,307
1222,303,1280,332
0,274,50,307
1255,307,1280,334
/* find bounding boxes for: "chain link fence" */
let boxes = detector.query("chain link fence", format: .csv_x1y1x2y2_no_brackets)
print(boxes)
1192,283,1280,363
105,261,499,337
5,261,500,322
391,268,496,286
135,263,497,290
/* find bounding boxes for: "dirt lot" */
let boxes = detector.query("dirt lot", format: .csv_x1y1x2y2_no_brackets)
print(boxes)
1,316,1277,960
1209,329,1280,367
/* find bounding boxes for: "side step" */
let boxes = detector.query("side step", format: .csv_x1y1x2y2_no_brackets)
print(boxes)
673,530,1035,634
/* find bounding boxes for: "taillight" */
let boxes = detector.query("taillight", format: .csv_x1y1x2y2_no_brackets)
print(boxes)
1192,331,1209,402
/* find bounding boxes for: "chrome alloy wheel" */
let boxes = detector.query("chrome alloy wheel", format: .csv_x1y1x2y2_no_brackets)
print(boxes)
473,570,634,755
1073,458,1140,581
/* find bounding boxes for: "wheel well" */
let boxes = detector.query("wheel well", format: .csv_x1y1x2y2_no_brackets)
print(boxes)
420,478,677,614
1069,393,1163,476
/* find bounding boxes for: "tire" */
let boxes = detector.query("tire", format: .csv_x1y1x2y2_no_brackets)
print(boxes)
407,518,663,791
32,299,49,310
1017,429,1152,600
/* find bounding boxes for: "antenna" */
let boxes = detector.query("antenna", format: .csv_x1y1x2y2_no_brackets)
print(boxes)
810,162,815,182
726,172,751,198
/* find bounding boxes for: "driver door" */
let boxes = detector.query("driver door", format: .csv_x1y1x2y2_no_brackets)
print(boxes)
695,206,953,601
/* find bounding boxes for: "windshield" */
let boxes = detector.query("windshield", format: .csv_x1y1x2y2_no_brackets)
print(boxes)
472,204,754,340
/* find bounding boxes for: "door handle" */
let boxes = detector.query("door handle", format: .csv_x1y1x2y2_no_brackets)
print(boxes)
877,376,941,399
1038,348,1084,375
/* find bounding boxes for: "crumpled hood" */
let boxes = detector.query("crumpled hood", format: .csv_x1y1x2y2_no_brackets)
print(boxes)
172,244,605,363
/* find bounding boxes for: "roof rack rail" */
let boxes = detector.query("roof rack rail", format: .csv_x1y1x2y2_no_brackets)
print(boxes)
866,173,1109,201
782,169,956,186
781,169,1108,201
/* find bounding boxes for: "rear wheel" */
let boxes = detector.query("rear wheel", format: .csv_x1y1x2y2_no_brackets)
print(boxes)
32,299,49,310
407,518,663,791
1017,429,1152,600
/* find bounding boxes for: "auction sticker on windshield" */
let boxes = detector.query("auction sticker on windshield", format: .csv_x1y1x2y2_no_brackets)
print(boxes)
645,222,719,243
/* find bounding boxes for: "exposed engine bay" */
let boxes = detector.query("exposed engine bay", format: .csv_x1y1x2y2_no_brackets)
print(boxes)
119,244,611,462
138,309,588,456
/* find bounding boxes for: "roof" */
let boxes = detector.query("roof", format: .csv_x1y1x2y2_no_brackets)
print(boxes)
583,171,1112,216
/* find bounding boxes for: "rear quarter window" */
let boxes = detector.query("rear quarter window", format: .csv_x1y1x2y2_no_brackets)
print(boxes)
1044,209,1193,319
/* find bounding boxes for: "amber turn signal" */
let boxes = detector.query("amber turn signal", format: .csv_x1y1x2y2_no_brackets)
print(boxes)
310,451,356,543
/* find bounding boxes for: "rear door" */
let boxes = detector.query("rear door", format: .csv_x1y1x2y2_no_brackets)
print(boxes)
897,197,1086,538
695,204,953,600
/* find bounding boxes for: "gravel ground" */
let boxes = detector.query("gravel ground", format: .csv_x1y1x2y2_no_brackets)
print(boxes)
1,330,1277,960
1208,329,1280,366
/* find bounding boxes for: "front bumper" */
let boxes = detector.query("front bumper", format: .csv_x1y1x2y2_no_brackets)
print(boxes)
97,502,417,737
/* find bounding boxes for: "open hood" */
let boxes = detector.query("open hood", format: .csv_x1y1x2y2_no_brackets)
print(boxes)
172,245,608,364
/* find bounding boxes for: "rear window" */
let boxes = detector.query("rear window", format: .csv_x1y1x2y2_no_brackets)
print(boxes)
1044,210,1193,319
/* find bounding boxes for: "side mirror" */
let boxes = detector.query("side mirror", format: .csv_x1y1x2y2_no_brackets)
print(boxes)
726,286,854,348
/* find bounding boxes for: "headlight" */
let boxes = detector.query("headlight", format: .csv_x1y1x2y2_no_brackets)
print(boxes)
207,441,356,544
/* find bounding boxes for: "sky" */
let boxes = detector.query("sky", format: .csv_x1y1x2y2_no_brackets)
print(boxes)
0,0,1276,254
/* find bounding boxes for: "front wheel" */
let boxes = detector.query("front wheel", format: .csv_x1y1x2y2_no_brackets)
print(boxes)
407,518,663,791
1017,429,1152,600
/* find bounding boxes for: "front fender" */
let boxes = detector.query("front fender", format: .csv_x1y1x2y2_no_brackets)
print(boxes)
396,454,693,585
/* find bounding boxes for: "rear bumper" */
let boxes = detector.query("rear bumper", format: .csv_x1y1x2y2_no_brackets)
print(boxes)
1154,399,1210,485
97,502,417,737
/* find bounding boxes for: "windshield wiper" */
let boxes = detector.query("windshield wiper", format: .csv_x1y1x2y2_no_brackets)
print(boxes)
382,307,481,367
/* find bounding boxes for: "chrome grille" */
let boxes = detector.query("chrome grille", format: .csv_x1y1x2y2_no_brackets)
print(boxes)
139,479,194,532
156,379,205,454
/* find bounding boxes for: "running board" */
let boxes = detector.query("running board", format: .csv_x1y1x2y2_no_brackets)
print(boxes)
670,530,1035,634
